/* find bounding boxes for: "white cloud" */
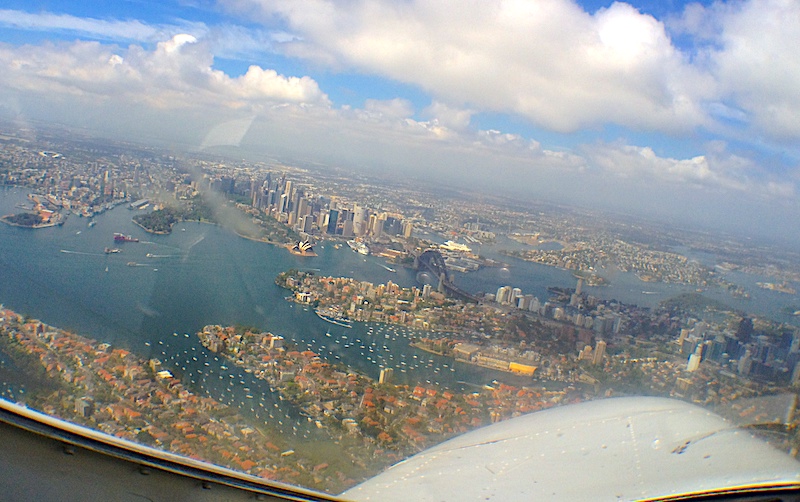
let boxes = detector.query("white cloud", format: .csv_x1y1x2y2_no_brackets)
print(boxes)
0,35,329,110
707,0,800,141
0,29,795,236
672,0,800,141
0,8,291,62
581,141,796,200
0,8,203,43
363,98,415,119
422,101,473,131
225,0,714,134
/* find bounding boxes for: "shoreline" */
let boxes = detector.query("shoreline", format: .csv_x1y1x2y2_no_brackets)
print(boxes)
132,217,218,235
234,229,287,247
0,214,63,229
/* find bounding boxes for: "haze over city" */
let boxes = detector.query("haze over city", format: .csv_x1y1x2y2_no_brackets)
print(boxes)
0,0,798,242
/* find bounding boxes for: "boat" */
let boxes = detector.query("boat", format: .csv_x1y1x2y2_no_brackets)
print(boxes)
380,264,396,273
126,262,137,266
346,239,370,255
113,232,139,242
315,308,353,328
104,247,120,254
88,220,96,228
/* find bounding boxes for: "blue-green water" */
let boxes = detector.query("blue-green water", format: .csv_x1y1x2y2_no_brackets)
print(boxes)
1,187,797,440
0,188,546,434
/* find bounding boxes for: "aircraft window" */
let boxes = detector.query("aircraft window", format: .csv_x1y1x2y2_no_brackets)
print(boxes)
0,0,798,500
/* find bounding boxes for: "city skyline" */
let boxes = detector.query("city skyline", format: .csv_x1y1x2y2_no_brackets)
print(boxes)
0,0,798,242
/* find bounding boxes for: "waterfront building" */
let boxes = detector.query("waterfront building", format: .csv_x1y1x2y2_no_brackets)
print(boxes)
379,368,394,384
495,286,511,304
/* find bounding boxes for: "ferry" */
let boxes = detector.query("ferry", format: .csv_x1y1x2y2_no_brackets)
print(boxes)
114,233,139,242
315,308,353,328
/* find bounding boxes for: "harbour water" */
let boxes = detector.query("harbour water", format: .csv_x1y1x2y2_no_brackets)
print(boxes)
0,188,560,442
0,187,797,440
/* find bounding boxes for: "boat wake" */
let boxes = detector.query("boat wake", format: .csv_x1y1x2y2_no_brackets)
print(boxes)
60,249,104,257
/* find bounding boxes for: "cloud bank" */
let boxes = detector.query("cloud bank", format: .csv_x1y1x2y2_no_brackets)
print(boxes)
0,0,798,240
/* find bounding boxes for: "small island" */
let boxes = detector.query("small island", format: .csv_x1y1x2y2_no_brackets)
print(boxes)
1,194,65,228
1,211,63,228
132,202,213,234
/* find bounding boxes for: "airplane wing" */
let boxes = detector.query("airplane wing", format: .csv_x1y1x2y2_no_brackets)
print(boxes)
344,396,800,501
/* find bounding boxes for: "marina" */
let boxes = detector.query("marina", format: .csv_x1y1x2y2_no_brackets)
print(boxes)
1,188,799,461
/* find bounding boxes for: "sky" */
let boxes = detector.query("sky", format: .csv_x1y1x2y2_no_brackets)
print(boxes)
0,0,798,243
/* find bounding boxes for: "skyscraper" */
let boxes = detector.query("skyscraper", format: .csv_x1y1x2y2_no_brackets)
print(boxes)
422,284,432,298
326,209,339,235
379,368,394,384
496,286,511,304
402,220,413,238
592,340,606,365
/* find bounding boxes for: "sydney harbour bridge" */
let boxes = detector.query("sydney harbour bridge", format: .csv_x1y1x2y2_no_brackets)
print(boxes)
413,249,481,303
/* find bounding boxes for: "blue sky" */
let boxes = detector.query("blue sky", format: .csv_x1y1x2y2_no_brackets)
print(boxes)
0,0,798,241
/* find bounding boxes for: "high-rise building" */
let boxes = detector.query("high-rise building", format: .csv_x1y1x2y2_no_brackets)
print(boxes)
575,278,584,295
326,209,339,235
296,197,310,220
592,340,606,365
300,214,314,233
383,216,401,235
250,178,259,206
496,286,511,304
371,215,384,236
342,219,354,237
791,361,800,386
687,351,701,372
422,284,432,298
353,204,369,236
678,328,689,346
379,368,394,384
402,220,413,238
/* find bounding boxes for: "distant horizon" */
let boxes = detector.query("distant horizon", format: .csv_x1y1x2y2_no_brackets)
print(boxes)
2,116,798,252
0,0,798,245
